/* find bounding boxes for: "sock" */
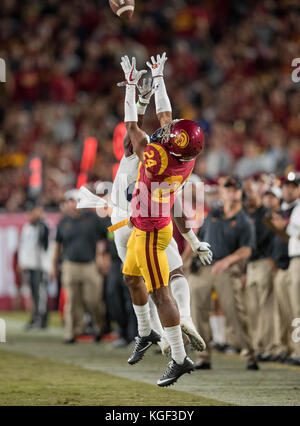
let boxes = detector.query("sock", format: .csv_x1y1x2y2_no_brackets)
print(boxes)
148,297,164,336
164,325,186,364
133,303,151,337
170,275,191,319
210,315,226,345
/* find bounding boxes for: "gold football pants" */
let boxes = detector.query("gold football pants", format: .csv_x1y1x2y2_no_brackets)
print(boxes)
123,222,173,293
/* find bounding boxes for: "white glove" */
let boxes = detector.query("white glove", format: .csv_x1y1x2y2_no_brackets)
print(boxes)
137,78,156,115
195,242,213,266
137,78,155,104
146,52,171,113
182,230,213,266
146,52,168,78
120,56,147,86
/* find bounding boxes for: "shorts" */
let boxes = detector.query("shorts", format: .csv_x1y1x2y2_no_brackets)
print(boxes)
114,218,183,272
122,222,173,293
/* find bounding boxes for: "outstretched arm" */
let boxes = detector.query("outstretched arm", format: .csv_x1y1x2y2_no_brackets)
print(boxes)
123,114,144,157
120,56,148,161
125,122,148,162
147,53,172,127
171,198,212,266
122,78,155,157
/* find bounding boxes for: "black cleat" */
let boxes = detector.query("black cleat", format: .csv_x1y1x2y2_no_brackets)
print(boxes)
157,357,194,387
194,361,211,370
284,356,300,366
257,353,272,362
247,361,259,370
128,330,161,365
271,352,287,363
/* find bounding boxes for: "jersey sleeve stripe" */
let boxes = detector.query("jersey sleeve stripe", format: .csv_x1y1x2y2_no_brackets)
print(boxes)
152,143,169,175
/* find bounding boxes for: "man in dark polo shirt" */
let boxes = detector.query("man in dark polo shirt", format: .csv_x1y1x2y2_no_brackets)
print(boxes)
244,179,275,361
187,177,258,370
51,190,107,343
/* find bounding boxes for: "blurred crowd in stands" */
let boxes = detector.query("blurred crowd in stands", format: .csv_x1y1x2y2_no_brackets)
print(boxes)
0,0,300,211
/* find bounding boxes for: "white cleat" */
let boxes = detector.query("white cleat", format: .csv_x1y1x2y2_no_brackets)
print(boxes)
158,335,171,357
181,317,206,352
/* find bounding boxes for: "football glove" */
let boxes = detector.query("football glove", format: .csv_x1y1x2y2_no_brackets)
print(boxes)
146,52,168,78
120,56,147,86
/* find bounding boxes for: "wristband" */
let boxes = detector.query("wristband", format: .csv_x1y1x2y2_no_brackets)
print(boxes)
136,96,150,115
182,229,201,252
136,101,147,116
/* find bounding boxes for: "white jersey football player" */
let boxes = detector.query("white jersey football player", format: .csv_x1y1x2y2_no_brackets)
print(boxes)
110,53,212,354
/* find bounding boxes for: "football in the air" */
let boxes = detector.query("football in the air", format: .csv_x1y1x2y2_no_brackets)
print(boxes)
109,0,135,20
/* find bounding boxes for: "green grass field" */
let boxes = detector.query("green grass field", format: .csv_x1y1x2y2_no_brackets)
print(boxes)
0,312,299,406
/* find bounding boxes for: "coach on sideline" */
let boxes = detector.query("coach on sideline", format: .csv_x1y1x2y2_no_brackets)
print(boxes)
264,180,299,363
51,190,107,344
183,177,258,370
285,178,300,366
243,178,275,361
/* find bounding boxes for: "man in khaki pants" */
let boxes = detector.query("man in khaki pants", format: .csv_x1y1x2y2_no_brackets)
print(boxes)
52,190,107,343
264,181,299,362
286,178,300,365
184,177,258,370
244,179,275,361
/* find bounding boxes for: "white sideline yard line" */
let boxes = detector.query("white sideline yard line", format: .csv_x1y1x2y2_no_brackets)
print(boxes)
1,318,300,406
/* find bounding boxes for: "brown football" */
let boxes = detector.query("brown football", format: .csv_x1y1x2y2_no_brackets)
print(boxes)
109,0,135,20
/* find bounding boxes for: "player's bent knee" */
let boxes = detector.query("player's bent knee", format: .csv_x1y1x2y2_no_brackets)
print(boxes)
151,286,172,309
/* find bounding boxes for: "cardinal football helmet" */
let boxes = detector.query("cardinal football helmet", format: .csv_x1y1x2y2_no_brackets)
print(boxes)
150,119,204,160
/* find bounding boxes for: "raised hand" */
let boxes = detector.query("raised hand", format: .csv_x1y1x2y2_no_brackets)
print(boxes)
146,52,168,78
137,78,155,104
120,56,147,86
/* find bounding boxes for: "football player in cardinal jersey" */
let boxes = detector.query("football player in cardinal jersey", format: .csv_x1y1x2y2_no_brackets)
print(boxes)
117,54,211,387
111,72,210,358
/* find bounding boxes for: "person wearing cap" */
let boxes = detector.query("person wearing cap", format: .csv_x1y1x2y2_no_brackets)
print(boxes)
243,178,275,361
262,179,299,363
184,176,258,370
262,187,282,213
276,177,300,365
18,203,50,330
51,189,107,343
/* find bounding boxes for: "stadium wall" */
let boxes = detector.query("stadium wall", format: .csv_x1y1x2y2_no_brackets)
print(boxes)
0,213,60,310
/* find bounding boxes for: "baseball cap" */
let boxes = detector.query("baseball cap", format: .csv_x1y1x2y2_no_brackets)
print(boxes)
264,186,282,199
282,172,299,186
223,176,243,190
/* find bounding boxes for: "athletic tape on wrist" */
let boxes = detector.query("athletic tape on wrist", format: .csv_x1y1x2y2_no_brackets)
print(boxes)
124,85,138,122
136,101,147,115
154,76,172,114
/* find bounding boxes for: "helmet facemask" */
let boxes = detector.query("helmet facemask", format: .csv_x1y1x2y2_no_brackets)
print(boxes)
150,119,183,154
